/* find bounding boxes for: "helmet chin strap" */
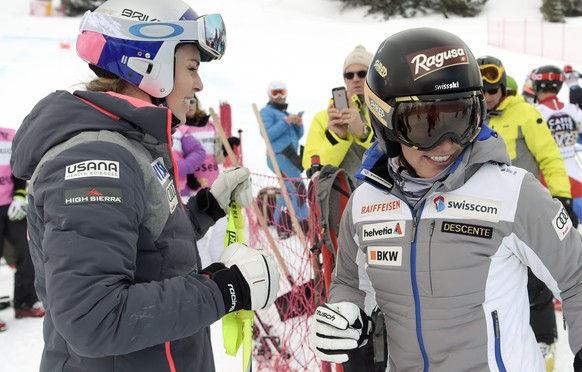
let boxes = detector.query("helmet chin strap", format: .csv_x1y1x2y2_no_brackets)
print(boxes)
398,153,419,178
150,96,183,129
152,96,167,107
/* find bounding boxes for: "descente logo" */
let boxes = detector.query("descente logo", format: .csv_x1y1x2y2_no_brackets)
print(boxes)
406,46,468,81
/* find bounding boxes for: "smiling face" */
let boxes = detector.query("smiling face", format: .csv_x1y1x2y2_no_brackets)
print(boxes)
400,139,464,178
165,44,203,124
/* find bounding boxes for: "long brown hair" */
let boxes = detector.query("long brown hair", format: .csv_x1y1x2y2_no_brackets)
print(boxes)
84,77,129,93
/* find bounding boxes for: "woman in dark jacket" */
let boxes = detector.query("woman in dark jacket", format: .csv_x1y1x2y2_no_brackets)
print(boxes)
10,1,279,371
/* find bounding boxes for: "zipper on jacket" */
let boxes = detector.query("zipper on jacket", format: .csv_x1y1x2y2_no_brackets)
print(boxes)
491,310,507,372
428,220,435,296
409,203,429,372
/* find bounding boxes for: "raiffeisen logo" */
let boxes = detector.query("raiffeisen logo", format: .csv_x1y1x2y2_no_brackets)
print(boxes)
432,194,501,222
433,195,446,212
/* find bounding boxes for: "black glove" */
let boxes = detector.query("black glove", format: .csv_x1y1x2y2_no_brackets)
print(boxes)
575,348,582,372
200,262,251,313
222,136,241,156
556,196,579,228
200,242,279,313
186,174,201,190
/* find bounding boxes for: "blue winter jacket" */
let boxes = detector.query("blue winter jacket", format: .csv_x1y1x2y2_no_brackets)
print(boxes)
260,102,304,153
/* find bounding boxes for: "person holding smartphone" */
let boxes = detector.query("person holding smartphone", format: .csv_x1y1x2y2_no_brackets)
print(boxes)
302,45,375,183
259,80,309,239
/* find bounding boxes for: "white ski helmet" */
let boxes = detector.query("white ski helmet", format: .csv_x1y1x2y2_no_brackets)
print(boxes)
76,0,226,98
267,80,287,98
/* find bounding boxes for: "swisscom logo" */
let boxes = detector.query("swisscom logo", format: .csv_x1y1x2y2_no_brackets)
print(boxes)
432,194,500,222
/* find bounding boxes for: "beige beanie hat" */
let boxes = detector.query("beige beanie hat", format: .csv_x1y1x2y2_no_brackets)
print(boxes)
343,45,373,72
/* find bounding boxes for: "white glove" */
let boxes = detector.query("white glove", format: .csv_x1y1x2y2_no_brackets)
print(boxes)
218,242,280,311
7,196,27,221
309,302,372,364
210,167,253,213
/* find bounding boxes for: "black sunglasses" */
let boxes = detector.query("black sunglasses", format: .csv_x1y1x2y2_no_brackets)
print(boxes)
485,87,500,95
343,70,367,80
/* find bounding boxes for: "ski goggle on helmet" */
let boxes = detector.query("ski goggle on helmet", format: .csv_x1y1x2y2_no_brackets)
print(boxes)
479,64,505,85
365,84,484,151
76,0,226,98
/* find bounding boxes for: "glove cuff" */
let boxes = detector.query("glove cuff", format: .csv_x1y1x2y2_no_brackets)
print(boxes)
555,196,579,228
556,196,573,207
13,189,26,199
357,308,372,347
194,188,226,222
201,262,251,313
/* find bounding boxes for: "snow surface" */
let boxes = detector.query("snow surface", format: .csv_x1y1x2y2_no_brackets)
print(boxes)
0,0,579,370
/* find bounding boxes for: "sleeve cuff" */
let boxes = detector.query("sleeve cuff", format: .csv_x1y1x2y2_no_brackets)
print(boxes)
193,188,226,222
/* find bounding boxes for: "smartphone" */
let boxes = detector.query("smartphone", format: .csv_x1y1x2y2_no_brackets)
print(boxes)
298,111,304,117
332,87,349,110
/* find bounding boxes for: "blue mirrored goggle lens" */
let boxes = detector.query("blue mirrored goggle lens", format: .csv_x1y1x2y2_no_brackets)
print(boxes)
199,14,226,60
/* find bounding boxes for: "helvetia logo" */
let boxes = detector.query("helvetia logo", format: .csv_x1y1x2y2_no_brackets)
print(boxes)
362,221,405,241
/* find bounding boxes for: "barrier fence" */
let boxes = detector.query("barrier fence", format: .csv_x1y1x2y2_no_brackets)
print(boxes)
487,18,582,64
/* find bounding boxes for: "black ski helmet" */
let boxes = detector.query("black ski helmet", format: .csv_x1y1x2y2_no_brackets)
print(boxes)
476,55,507,95
365,28,486,157
530,65,565,95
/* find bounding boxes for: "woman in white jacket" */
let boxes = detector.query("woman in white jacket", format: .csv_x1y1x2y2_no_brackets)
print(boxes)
310,27,582,372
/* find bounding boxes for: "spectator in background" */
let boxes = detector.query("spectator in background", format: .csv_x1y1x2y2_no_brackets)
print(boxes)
182,94,239,266
531,65,582,224
564,64,582,109
302,45,375,184
478,55,575,371
0,127,45,332
522,74,536,104
171,100,205,199
505,75,518,96
260,80,308,239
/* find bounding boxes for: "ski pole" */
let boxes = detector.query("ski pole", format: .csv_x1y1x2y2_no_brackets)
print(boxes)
222,197,254,372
